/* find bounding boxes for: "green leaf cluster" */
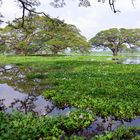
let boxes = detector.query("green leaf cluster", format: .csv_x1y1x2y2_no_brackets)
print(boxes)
0,109,94,140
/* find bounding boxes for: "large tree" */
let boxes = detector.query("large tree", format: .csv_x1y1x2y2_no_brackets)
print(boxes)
1,14,90,55
89,28,140,56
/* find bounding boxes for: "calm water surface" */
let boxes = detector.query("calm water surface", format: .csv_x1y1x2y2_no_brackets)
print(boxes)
0,64,72,115
106,57,140,64
120,57,140,64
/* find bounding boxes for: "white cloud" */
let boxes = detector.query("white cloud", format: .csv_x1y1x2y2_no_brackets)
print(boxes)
133,20,140,27
1,0,140,39
115,0,140,10
0,0,21,20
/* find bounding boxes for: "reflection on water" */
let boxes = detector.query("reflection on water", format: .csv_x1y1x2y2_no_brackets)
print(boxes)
120,57,140,64
77,116,140,139
0,64,72,116
0,64,51,95
107,57,140,64
0,83,26,107
0,83,72,116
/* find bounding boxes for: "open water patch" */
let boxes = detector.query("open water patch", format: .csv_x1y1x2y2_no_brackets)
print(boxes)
0,64,51,95
106,57,140,64
76,116,140,139
0,64,72,116
119,57,140,64
0,83,72,116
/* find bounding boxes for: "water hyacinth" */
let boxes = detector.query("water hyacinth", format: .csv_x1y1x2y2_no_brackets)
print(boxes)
0,55,140,139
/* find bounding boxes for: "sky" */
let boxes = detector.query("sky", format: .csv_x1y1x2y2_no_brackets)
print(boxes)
0,0,140,40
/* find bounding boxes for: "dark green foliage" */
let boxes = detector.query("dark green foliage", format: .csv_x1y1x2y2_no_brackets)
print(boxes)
0,111,64,139
0,109,94,140
27,73,48,79
59,109,94,131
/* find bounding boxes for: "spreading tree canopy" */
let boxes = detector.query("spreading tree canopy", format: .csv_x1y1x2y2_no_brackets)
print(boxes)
0,14,90,55
89,28,140,56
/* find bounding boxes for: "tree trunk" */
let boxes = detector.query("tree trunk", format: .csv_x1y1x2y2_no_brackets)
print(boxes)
113,51,117,56
52,45,59,55
112,49,118,56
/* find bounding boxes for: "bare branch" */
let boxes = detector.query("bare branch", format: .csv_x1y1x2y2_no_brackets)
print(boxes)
16,0,40,27
131,0,135,8
109,0,120,13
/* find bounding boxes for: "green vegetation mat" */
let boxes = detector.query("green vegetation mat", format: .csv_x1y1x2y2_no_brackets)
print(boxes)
0,55,140,139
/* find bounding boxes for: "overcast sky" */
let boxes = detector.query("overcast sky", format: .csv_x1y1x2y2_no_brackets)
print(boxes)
0,0,140,40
